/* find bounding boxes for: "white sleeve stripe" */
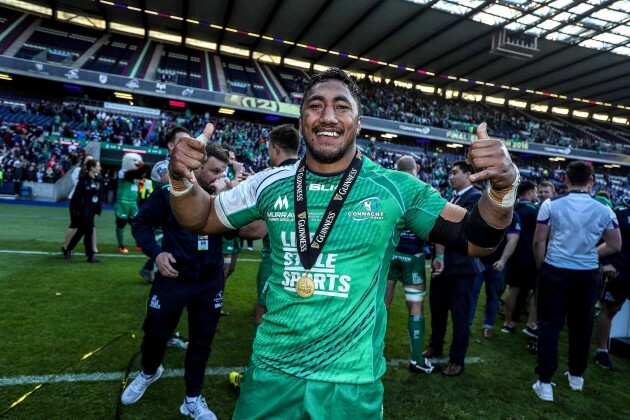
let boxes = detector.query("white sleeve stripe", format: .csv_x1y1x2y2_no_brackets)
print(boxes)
215,195,236,230
216,167,296,227
255,166,296,198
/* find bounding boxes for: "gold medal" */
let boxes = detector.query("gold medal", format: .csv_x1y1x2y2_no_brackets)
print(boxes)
296,276,315,298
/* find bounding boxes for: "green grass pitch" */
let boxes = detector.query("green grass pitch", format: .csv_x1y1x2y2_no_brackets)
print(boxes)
0,202,628,419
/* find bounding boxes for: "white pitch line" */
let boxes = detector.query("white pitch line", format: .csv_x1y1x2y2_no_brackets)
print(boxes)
387,357,483,365
0,367,245,387
0,250,261,262
0,359,484,387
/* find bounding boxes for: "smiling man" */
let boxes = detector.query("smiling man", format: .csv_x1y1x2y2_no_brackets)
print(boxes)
167,68,519,419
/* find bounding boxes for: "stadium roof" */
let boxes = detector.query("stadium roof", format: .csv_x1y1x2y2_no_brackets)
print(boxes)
5,0,630,118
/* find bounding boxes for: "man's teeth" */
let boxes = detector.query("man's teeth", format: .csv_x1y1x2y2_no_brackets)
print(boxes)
317,131,339,137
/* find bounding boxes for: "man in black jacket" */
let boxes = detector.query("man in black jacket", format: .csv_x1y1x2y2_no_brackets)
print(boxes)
123,142,230,419
594,196,630,371
424,160,483,376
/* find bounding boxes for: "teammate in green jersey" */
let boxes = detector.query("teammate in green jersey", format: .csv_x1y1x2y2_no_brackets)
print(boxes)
385,155,438,374
168,68,519,419
229,123,301,389
221,149,244,316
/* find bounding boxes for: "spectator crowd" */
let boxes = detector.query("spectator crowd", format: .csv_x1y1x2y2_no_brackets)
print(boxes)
0,92,628,203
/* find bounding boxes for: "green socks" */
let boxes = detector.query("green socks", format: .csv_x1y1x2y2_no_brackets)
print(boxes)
408,316,425,363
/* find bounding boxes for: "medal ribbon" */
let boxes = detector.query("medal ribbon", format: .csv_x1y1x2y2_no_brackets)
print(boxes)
294,149,363,272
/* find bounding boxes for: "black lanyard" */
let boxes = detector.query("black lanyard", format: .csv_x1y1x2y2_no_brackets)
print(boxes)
293,149,363,272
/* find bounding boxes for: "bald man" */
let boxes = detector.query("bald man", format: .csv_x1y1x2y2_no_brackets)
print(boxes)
385,155,439,373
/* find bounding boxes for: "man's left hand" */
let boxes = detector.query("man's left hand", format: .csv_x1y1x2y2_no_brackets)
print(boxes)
492,260,505,272
468,123,517,189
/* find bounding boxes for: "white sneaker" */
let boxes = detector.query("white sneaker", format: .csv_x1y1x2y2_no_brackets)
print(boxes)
180,396,217,420
121,365,164,405
565,372,584,391
532,380,554,402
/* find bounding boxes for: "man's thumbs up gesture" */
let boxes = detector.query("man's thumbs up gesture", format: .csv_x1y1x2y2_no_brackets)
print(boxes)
468,123,519,207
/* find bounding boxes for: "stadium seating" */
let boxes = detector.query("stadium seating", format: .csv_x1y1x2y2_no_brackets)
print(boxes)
0,12,627,200
221,55,272,100
267,65,309,104
0,11,625,157
81,34,143,76
156,45,205,89
15,18,100,63
0,11,34,55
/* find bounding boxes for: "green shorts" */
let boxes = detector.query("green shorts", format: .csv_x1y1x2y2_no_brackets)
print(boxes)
233,364,383,420
222,237,242,255
115,202,139,220
256,256,273,306
387,251,425,285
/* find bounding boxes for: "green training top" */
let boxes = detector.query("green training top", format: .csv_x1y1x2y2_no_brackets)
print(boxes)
215,157,447,384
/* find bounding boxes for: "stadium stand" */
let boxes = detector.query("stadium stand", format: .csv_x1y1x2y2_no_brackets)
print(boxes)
1,94,627,204
221,55,273,100
14,18,100,63
81,34,142,76
0,8,626,201
267,65,309,104
0,11,34,55
0,9,626,158
156,45,205,89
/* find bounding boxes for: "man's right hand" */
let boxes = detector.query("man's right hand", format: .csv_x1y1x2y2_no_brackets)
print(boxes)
431,258,444,278
602,263,618,279
156,252,179,278
168,123,214,183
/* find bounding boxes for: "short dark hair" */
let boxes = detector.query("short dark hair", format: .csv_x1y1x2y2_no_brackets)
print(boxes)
270,124,300,154
205,142,229,164
452,160,474,174
517,180,536,197
539,180,555,191
566,161,594,186
85,159,98,172
165,126,191,144
300,68,362,115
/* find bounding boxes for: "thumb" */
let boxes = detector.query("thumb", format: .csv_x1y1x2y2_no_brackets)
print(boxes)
475,122,489,141
168,253,177,264
199,123,214,143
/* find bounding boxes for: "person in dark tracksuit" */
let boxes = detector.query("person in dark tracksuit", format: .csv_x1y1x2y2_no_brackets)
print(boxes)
122,142,231,419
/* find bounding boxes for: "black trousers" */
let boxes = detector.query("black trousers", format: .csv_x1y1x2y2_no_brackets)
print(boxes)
67,218,95,259
535,262,599,382
428,273,475,365
141,271,224,396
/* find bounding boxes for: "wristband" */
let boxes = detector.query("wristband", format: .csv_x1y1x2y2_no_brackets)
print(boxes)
169,173,194,196
487,164,520,208
435,254,444,260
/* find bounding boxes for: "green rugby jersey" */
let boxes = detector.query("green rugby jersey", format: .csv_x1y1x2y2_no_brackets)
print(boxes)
215,157,447,384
